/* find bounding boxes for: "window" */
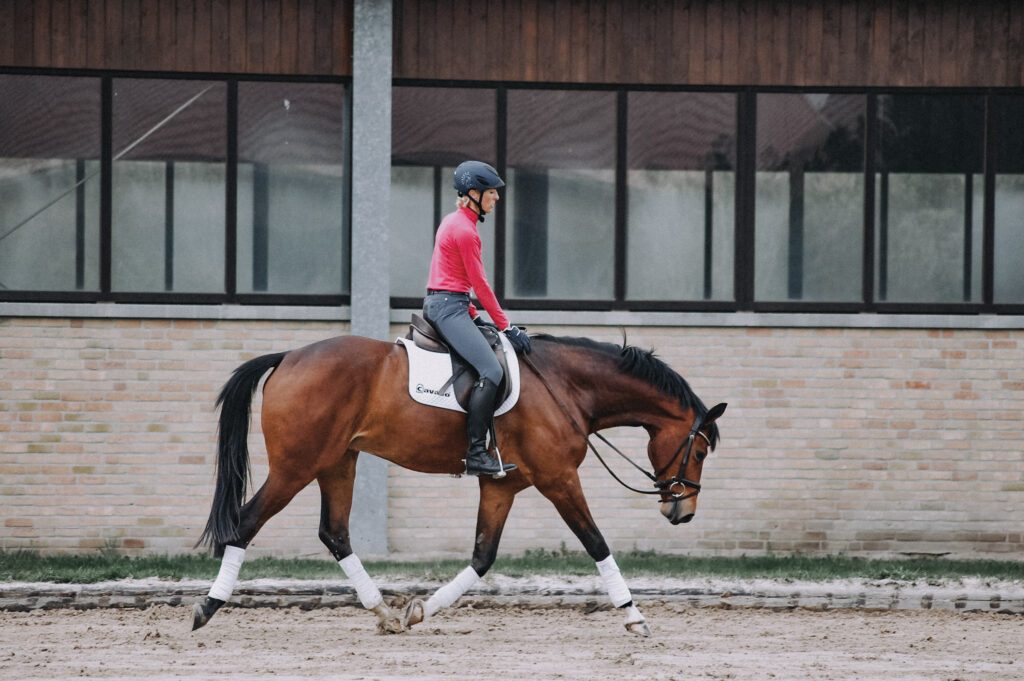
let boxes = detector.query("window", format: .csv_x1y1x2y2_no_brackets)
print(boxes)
4,74,1019,313
756,94,865,302
0,75,101,293
390,87,496,299
506,90,617,300
993,96,1024,305
875,94,985,304
627,92,735,301
237,82,348,295
112,79,227,293
0,73,349,304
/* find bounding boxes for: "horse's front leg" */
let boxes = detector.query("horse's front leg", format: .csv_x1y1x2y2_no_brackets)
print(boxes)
538,472,651,637
318,453,404,634
404,477,521,628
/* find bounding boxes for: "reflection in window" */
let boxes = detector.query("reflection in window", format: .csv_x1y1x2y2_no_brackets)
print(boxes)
994,96,1024,304
112,79,226,293
875,95,984,303
0,76,101,292
390,87,496,299
627,92,735,301
506,90,616,300
237,82,347,295
756,94,865,302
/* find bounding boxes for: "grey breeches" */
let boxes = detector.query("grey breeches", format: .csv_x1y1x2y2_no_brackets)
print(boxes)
423,293,503,385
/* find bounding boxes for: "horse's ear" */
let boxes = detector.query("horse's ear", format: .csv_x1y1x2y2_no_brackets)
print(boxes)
704,402,727,424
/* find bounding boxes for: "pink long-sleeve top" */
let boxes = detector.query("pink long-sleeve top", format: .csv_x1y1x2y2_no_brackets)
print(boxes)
426,206,510,331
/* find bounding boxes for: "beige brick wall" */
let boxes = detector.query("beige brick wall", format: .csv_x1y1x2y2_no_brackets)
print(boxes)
2,317,1022,560
0,318,344,558
389,325,1024,560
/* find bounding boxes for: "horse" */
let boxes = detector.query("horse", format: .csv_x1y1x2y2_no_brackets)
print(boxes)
191,331,726,636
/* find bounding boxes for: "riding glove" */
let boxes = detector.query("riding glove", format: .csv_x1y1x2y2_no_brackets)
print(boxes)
503,325,532,354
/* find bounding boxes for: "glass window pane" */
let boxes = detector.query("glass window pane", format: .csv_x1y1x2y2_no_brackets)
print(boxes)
237,82,347,295
627,92,735,301
994,96,1024,304
506,90,616,300
755,94,865,302
0,76,101,292
875,94,984,303
390,87,496,298
112,79,226,293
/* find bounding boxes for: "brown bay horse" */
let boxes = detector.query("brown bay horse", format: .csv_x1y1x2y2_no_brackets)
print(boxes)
192,333,726,636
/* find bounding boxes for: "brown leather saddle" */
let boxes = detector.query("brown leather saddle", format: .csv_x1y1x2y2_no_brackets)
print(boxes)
404,313,512,410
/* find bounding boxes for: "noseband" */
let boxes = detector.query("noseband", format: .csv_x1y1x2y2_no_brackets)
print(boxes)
652,420,712,501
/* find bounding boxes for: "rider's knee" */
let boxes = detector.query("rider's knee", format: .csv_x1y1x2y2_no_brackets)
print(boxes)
477,359,503,386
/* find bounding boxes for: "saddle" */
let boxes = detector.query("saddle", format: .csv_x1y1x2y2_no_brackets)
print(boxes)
405,313,512,410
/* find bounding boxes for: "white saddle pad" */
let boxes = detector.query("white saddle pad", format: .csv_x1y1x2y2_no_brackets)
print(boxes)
396,335,520,416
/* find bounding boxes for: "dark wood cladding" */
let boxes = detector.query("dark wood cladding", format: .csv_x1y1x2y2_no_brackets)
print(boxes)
0,0,352,76
3,0,1020,86
395,0,1024,88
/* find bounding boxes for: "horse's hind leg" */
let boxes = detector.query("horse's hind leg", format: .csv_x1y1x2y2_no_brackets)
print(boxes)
192,473,308,630
316,451,403,634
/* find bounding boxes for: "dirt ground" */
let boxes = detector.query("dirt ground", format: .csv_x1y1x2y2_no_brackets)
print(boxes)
1,602,1022,681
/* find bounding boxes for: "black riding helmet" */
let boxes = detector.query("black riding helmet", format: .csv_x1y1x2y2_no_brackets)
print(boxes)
453,161,505,223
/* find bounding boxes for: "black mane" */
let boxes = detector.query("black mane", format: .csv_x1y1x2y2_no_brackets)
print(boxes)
532,334,720,446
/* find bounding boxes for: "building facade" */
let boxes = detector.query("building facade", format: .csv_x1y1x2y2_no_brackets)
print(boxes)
2,0,1023,559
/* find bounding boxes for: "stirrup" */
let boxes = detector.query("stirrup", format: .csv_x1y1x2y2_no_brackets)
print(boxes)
463,446,517,479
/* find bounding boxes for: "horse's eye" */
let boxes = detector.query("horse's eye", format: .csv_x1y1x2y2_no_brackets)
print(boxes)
696,450,708,463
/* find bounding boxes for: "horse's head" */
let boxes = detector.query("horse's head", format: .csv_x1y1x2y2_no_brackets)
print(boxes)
651,402,727,525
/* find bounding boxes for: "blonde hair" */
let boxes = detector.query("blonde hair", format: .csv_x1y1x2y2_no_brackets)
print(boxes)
456,194,472,209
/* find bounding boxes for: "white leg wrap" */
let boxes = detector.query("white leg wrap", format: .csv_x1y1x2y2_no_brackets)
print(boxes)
339,554,384,610
424,566,480,619
208,545,246,602
596,554,633,608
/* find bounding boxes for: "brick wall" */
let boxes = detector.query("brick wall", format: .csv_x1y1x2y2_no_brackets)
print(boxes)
2,317,1022,560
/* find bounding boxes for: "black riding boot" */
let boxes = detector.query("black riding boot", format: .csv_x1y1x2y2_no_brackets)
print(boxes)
464,378,517,478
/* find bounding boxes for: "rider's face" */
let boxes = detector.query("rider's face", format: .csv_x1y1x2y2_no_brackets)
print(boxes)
472,188,500,214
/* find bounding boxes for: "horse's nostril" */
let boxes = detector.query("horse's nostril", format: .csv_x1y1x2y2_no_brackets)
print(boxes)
678,513,694,524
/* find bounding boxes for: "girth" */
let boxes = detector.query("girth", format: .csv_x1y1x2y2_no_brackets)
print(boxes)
404,313,512,410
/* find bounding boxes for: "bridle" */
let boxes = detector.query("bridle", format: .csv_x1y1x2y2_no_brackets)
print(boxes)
522,355,711,502
591,417,710,501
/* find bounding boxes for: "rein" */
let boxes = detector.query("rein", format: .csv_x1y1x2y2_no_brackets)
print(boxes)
521,354,708,501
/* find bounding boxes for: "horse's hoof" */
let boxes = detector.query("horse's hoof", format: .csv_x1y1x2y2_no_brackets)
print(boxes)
402,598,425,628
372,604,406,635
191,602,209,631
191,597,224,632
625,619,652,637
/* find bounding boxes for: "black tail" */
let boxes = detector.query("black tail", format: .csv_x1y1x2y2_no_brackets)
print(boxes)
195,352,288,552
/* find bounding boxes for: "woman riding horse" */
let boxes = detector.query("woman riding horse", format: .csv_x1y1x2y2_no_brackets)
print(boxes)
189,162,728,638
424,160,531,477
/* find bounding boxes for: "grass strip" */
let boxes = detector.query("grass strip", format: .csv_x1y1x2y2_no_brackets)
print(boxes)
1,548,1021,584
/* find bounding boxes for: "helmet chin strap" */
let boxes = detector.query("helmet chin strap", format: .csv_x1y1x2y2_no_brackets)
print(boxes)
465,191,488,223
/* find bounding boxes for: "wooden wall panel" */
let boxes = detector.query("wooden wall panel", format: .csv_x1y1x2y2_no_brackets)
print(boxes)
390,0,1023,88
1010,2,1024,87
0,0,1019,86
0,0,352,76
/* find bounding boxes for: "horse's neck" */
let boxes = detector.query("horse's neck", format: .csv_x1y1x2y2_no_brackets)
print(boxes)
554,346,671,432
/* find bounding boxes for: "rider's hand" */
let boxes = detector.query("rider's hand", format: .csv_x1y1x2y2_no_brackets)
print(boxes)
472,316,498,331
503,325,532,354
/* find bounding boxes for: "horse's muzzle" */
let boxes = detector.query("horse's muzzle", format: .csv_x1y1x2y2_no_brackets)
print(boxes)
660,499,696,525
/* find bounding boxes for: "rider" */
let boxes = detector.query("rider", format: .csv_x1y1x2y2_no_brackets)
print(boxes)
424,160,532,478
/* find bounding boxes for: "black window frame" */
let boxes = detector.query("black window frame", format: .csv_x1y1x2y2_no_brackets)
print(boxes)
0,67,352,307
393,79,1024,317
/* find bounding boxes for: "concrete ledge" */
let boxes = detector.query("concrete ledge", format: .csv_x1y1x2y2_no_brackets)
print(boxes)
2,577,1021,614
4,302,1024,330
